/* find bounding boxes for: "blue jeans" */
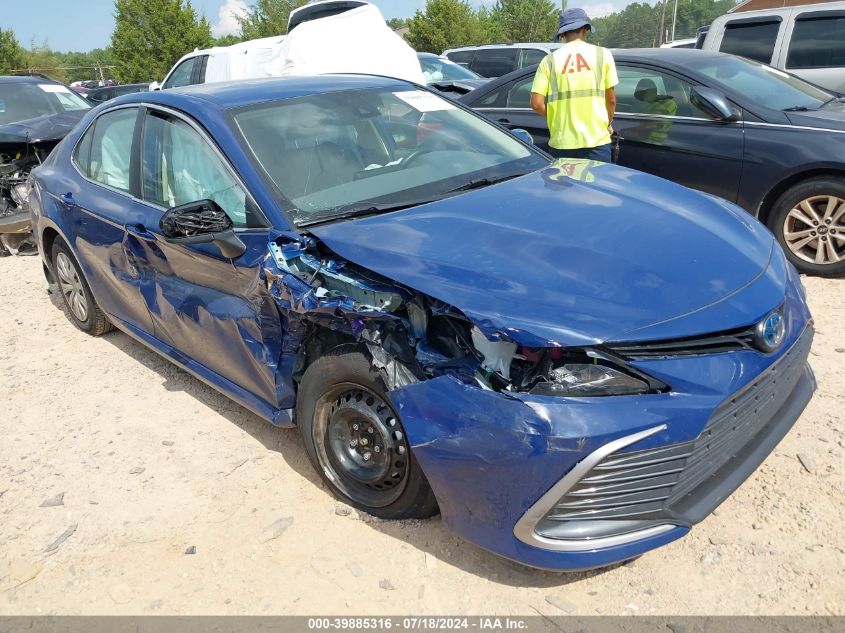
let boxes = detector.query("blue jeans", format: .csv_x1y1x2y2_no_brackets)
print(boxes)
548,143,612,162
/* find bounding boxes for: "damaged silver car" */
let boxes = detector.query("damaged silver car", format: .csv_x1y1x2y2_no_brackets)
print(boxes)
0,75,90,255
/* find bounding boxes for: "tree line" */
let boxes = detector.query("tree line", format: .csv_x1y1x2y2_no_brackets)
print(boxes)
1,0,736,84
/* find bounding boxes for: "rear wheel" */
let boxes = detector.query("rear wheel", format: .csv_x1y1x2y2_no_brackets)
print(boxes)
296,348,438,520
769,178,845,276
51,239,112,336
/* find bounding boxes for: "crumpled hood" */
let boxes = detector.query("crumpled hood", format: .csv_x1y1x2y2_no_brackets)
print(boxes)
0,110,88,145
310,162,777,347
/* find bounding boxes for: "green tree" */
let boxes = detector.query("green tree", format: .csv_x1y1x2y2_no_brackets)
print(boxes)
0,28,26,75
110,0,213,83
237,0,310,39
406,0,485,53
489,0,558,43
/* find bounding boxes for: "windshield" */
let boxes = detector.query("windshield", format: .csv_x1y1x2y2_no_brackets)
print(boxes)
688,55,834,111
419,56,482,82
233,87,545,226
0,83,90,126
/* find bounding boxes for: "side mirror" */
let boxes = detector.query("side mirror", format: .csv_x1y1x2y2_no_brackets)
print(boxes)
511,128,534,145
159,199,246,259
691,86,739,122
149,81,161,92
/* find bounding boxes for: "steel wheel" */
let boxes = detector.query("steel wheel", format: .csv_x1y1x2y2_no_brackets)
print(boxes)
55,251,89,323
312,383,410,508
783,195,845,265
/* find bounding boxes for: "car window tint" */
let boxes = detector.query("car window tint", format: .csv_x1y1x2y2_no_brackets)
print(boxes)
141,110,255,227
446,50,474,67
470,49,518,78
163,58,197,89
787,15,845,69
88,108,137,192
616,67,710,119
719,20,780,64
521,49,547,67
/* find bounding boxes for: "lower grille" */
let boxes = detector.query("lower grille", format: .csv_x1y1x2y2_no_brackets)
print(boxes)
536,325,813,539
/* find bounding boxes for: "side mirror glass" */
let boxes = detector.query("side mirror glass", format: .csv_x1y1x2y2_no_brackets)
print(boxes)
691,86,739,122
160,199,246,259
511,128,534,145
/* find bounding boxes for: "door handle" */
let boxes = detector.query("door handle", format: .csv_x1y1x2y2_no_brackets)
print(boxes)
60,192,75,208
125,223,156,241
497,118,511,124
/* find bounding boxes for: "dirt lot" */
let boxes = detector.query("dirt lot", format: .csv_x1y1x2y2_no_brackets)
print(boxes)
0,253,843,616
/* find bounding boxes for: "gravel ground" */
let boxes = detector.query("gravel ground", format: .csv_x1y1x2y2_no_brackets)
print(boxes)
0,254,843,616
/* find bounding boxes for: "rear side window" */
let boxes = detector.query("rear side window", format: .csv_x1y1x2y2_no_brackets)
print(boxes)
787,15,845,69
84,108,138,192
471,49,519,78
446,50,475,67
163,58,197,89
719,20,781,64
475,76,535,108
521,49,547,68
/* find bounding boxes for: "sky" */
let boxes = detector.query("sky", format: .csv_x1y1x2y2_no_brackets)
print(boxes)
3,0,625,53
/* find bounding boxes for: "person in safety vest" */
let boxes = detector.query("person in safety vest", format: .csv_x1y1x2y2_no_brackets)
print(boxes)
530,8,618,162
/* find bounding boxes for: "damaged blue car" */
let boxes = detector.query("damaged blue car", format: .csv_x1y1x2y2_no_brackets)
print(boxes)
29,76,815,571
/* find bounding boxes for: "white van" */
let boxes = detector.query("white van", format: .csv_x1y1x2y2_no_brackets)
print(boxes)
151,36,287,91
701,1,845,93
152,1,424,90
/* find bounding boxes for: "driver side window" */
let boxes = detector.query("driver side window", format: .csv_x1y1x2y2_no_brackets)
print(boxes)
163,58,196,90
616,66,710,119
141,110,260,228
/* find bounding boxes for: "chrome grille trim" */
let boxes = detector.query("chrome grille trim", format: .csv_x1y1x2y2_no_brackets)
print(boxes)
515,325,813,551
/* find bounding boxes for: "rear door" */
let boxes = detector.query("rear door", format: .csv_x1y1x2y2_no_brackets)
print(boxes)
51,106,157,334
129,106,286,409
470,72,551,150
613,63,745,201
781,9,845,94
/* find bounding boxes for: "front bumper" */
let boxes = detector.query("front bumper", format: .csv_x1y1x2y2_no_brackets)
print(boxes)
391,299,814,570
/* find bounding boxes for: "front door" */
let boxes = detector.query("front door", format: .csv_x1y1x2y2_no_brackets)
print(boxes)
129,106,287,411
613,64,745,202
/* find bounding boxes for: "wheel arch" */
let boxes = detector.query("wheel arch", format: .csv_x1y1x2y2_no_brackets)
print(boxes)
757,167,845,227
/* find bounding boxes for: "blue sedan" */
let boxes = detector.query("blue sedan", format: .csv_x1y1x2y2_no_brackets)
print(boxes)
29,75,815,570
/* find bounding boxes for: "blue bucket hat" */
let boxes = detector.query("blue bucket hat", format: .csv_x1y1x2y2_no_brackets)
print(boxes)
557,8,593,37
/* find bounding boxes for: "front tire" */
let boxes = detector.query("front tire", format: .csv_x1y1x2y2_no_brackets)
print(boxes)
769,178,845,276
296,348,438,520
51,239,112,336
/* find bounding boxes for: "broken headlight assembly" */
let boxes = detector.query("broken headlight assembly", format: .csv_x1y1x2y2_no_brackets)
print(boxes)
514,347,668,398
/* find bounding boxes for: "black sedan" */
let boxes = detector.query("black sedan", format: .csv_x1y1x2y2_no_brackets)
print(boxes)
85,82,149,104
460,49,845,276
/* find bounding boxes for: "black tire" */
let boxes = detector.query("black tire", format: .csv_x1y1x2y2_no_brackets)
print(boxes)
51,239,112,336
296,347,438,520
769,178,845,277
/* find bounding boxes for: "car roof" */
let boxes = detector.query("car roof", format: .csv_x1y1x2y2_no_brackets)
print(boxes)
0,75,61,84
114,74,412,111
445,43,560,52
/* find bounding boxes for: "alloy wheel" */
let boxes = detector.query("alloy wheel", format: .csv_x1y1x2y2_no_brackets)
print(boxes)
312,383,410,508
55,252,89,323
783,195,845,265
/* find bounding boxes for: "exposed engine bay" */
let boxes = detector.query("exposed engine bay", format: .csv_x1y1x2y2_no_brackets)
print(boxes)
265,236,668,403
0,141,53,256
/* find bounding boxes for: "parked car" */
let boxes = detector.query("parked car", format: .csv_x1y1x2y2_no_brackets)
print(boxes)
29,75,814,571
460,48,845,276
86,83,149,104
443,43,561,78
418,52,489,97
700,1,845,94
660,37,697,48
0,75,90,255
